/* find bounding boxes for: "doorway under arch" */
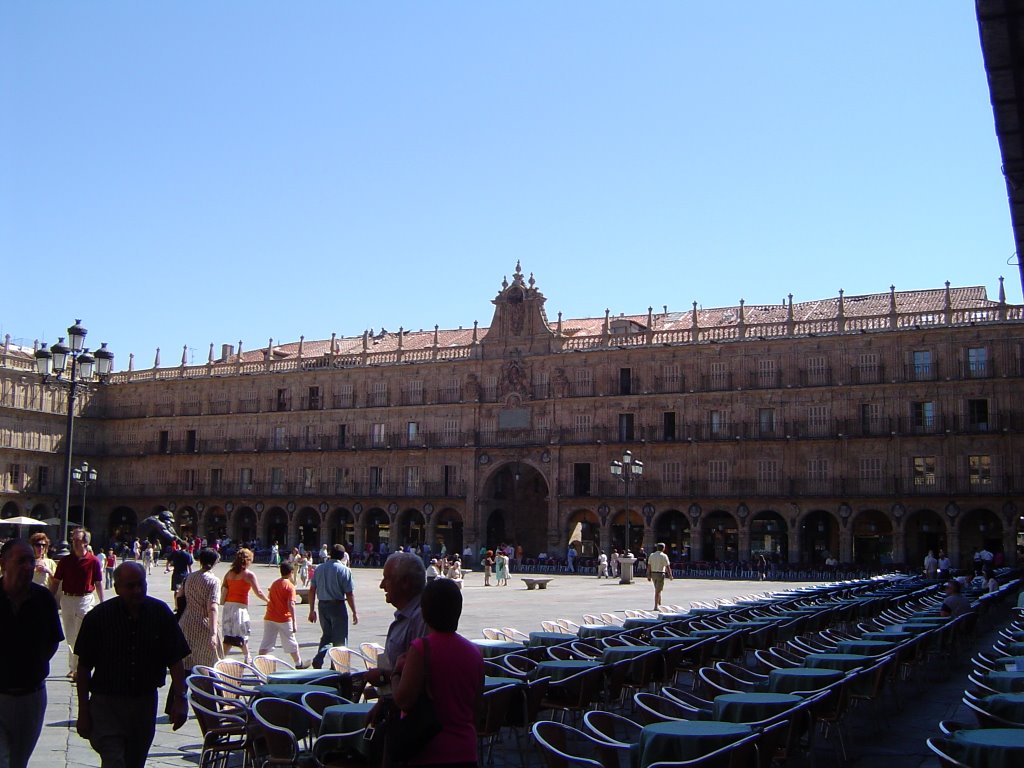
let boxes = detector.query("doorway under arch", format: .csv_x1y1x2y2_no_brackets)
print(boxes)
295,507,320,551
264,507,288,549
750,511,787,562
958,508,1003,569
326,507,354,549
363,508,389,554
852,510,893,566
904,509,946,569
799,510,839,565
234,507,257,544
396,509,426,549
481,462,549,558
434,508,463,556
108,507,137,546
654,510,690,560
702,511,738,562
567,509,600,557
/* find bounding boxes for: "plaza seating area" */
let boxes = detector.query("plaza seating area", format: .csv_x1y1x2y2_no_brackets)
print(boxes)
182,573,1023,768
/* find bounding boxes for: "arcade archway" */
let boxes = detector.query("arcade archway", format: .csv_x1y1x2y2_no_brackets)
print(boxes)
904,509,945,569
958,508,1003,568
264,507,288,549
481,462,549,558
567,509,600,557
799,510,839,565
234,507,257,544
701,511,738,562
610,509,643,553
203,507,228,542
363,508,389,552
750,511,787,562
295,507,320,551
396,509,426,549
434,508,463,555
654,510,690,559
326,507,354,549
108,507,137,545
852,510,893,566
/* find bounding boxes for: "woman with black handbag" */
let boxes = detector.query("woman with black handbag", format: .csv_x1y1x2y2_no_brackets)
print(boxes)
392,578,484,767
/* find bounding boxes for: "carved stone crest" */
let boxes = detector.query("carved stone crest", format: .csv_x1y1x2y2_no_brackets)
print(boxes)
500,360,531,399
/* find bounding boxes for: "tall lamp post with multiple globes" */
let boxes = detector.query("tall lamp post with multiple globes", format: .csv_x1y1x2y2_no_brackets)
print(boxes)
610,449,643,584
34,320,114,551
72,461,98,531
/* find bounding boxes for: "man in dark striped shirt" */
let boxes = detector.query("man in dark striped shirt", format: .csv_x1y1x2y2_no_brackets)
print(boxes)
74,561,190,768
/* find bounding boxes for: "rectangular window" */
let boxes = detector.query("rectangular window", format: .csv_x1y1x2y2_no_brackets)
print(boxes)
708,459,730,490
7,463,20,489
758,408,775,436
807,458,829,491
183,469,198,491
443,465,457,496
442,419,460,445
912,350,933,380
619,368,632,395
573,413,592,438
618,413,635,442
662,461,682,486
240,467,254,492
757,459,779,494
334,467,346,493
912,401,936,430
276,388,289,411
808,405,830,437
858,352,880,383
913,456,936,486
158,430,169,453
967,399,989,431
334,384,354,409
710,361,729,390
967,347,988,377
709,409,725,437
806,356,827,385
663,411,677,441
860,403,882,434
757,359,776,388
185,429,197,453
210,468,222,492
405,466,420,494
573,463,592,496
37,465,49,491
406,379,423,405
337,423,347,448
661,363,681,391
307,386,321,410
369,466,384,494
273,426,287,449
859,457,883,492
573,368,593,397
372,423,387,448
303,467,315,491
369,381,388,407
969,455,992,485
304,425,317,448
270,467,285,492
407,421,419,445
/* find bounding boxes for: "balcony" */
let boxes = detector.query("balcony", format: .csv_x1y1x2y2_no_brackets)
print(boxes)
701,373,733,392
332,392,355,409
906,362,940,382
436,387,462,404
798,368,833,387
849,365,885,385
748,370,783,390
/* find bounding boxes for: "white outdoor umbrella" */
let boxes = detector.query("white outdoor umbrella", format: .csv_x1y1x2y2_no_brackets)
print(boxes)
1,515,50,527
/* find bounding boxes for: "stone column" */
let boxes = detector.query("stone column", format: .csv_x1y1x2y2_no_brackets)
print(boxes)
353,513,365,555
690,520,704,562
947,519,961,570
838,525,853,563
891,526,905,566
738,527,751,563
787,532,801,565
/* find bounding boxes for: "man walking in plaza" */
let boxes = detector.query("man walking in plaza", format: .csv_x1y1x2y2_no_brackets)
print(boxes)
308,544,358,669
0,539,63,768
646,542,673,610
74,561,190,768
50,527,104,680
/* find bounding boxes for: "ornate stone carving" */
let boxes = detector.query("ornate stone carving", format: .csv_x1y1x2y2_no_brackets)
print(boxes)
500,360,531,399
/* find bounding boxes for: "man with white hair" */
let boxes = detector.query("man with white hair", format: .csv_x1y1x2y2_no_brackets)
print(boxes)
50,526,104,680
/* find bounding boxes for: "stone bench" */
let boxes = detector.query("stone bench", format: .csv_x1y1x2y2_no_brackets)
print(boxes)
522,577,554,590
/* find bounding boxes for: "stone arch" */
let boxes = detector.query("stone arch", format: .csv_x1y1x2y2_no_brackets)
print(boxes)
294,506,320,552
362,508,390,554
701,510,739,562
903,508,946,570
434,508,463,556
233,506,258,544
108,506,137,545
1,501,21,519
175,507,198,540
798,509,840,565
326,507,354,549
395,508,426,550
749,510,788,562
851,509,893,566
958,508,1003,569
610,508,643,553
203,506,228,542
30,503,51,522
653,509,690,560
480,460,550,558
485,509,507,550
566,508,600,557
264,506,289,549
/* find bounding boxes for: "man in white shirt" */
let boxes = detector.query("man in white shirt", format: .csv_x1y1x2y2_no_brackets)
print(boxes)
646,543,673,610
597,551,609,579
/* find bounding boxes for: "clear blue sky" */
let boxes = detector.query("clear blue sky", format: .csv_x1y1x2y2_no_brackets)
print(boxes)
1,2,1016,369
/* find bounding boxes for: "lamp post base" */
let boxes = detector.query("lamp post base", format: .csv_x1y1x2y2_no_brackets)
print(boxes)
617,556,637,584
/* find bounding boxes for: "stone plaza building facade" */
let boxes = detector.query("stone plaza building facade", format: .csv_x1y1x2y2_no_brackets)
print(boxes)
2,265,1023,568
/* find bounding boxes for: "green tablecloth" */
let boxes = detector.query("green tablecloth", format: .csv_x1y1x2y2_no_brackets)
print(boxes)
484,675,523,691
985,672,1024,694
950,728,1024,768
885,623,931,635
712,692,801,723
982,693,1024,723
528,632,576,647
835,640,896,656
1003,642,1024,656
255,683,337,701
861,631,913,642
534,659,600,681
727,620,776,629
637,721,752,767
649,636,697,650
657,612,691,621
577,624,623,640
602,645,659,664
804,653,870,673
688,628,728,637
768,667,842,694
903,617,948,625
686,608,722,615
266,669,341,686
471,639,523,658
320,702,374,758
623,618,664,630
1008,631,1024,642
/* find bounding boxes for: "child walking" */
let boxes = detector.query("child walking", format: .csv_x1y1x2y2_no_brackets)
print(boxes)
257,561,306,668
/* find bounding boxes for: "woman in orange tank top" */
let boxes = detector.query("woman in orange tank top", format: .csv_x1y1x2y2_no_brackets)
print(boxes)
220,548,267,664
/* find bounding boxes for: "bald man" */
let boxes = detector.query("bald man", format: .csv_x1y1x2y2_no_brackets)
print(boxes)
75,561,190,768
0,539,63,768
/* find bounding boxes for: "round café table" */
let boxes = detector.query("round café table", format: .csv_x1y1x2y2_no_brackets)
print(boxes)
803,653,870,673
982,693,1024,723
687,608,722,616
885,623,931,635
985,672,1024,694
903,617,949,626
255,683,337,702
727,620,777,629
1008,630,1024,642
649,636,698,650
949,727,1024,768
534,660,600,682
320,702,374,758
266,669,342,686
688,629,729,637
712,692,801,723
577,624,623,640
768,667,843,694
624,618,664,630
992,657,1024,669
657,612,691,621
472,639,523,658
484,675,523,691
836,640,896,656
528,632,576,648
861,631,913,642
637,720,752,767
1002,642,1024,656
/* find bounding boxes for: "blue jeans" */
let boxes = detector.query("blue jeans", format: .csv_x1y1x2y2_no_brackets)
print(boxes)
312,601,349,669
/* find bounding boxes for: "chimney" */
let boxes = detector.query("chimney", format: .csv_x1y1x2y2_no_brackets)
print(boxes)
220,343,235,362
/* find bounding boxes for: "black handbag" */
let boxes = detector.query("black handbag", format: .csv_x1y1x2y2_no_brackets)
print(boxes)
388,637,442,763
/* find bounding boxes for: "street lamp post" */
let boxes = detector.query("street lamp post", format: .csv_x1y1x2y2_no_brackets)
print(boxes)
610,449,643,584
34,321,114,550
71,461,98,529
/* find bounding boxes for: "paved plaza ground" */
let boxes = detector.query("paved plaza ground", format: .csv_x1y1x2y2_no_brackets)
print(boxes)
30,563,986,767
